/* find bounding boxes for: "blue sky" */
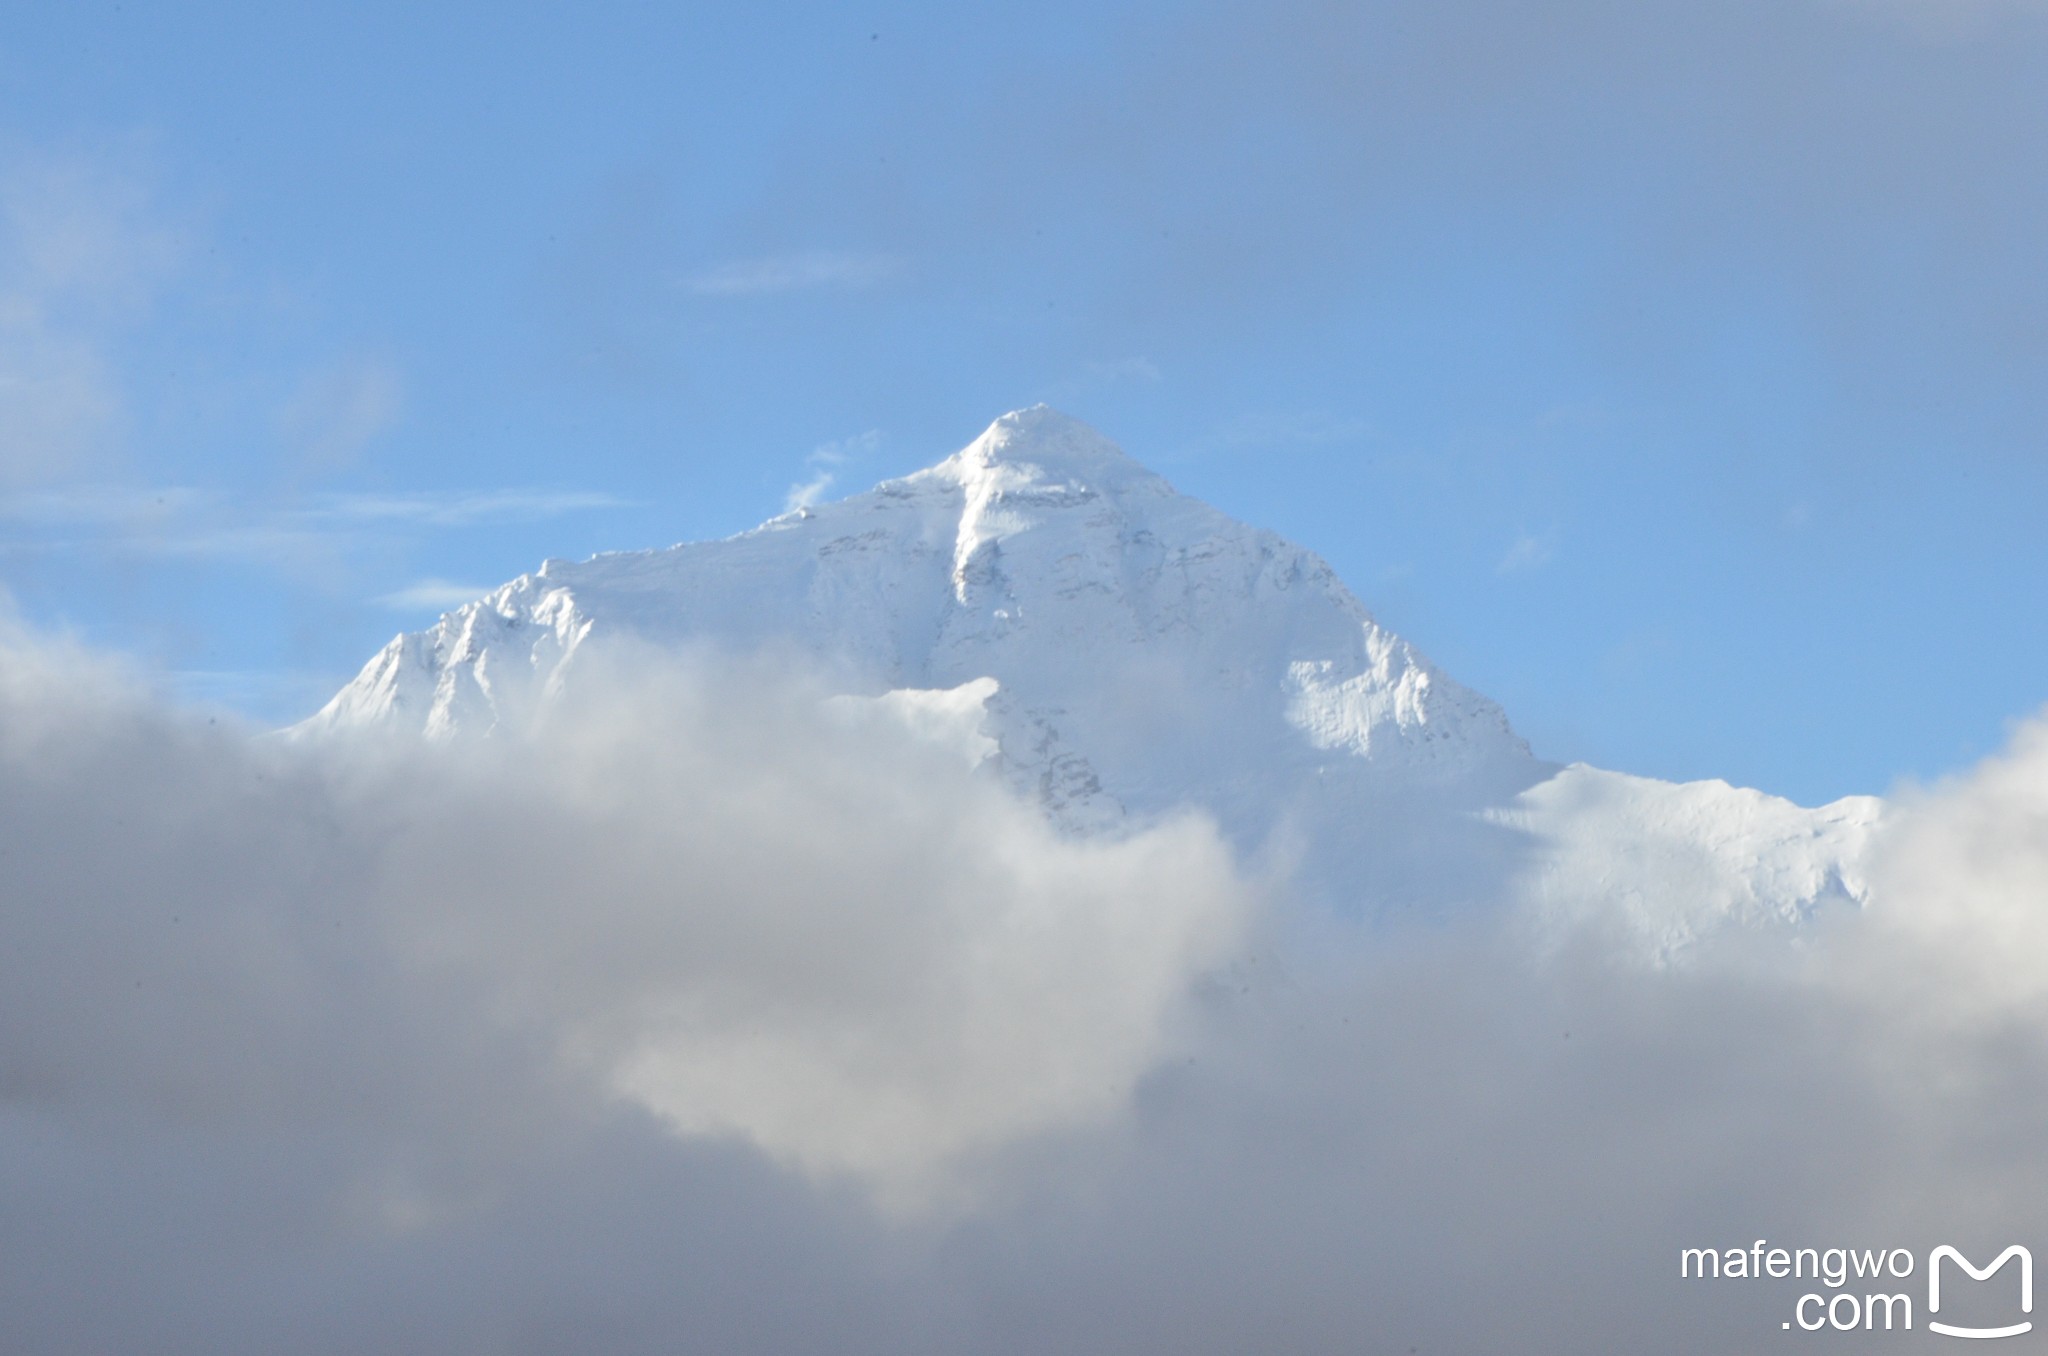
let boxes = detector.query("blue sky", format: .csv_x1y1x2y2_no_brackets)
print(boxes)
3,0,2045,805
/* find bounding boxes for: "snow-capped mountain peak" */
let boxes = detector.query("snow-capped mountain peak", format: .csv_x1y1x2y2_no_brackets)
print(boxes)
943,404,1162,490
931,405,1168,600
305,406,1525,780
299,408,1881,938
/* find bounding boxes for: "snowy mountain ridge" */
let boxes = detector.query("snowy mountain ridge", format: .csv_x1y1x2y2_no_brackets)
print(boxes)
302,407,1882,941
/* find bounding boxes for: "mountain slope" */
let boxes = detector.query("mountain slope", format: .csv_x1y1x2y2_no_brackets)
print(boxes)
301,406,1880,935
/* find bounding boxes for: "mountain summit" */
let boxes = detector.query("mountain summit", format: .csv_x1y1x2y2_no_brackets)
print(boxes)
306,406,1531,790
303,408,1880,941
951,404,1157,482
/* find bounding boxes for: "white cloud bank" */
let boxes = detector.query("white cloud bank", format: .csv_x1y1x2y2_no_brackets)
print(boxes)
4,615,2048,1352
0,623,1249,1205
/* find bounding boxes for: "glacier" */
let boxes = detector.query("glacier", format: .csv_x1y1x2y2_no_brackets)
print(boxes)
300,405,1880,945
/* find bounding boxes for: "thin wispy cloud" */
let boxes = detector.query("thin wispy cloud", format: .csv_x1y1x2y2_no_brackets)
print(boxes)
301,488,635,527
682,250,901,297
0,150,186,487
1498,531,1559,575
784,468,836,513
784,429,882,513
0,484,207,525
1038,356,1164,404
0,485,633,561
277,357,404,474
375,578,494,612
163,667,345,720
1840,0,2048,37
1087,356,1162,384
1188,411,1373,457
137,521,337,561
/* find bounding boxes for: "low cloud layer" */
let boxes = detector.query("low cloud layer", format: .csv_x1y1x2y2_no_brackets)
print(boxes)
3,620,2048,1352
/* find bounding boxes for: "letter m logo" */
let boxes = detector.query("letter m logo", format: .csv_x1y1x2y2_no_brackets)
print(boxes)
1929,1245,2033,1340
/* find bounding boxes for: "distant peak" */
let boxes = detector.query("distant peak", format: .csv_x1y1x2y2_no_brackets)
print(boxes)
970,405,1121,461
981,403,1104,441
948,406,1162,492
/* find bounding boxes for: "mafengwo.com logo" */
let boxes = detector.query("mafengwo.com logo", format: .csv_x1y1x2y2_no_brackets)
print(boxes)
1682,1242,2032,1338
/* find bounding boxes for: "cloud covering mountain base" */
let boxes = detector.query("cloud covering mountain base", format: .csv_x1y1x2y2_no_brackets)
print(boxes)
4,620,2048,1352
